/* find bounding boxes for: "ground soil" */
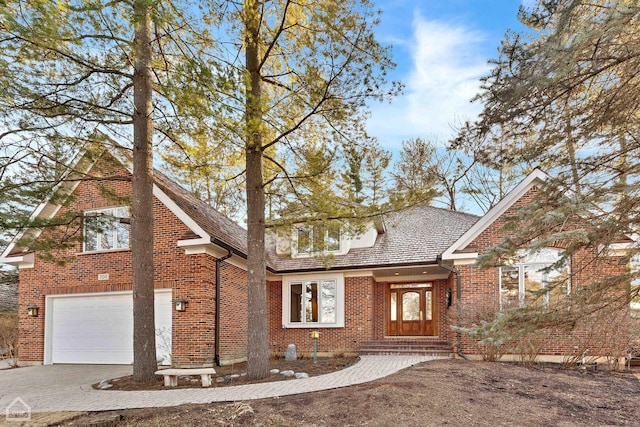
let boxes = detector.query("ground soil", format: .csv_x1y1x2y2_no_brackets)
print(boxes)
64,358,640,427
99,357,358,391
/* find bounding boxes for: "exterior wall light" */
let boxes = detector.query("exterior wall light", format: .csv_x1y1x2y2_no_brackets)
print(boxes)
173,298,187,312
27,305,39,317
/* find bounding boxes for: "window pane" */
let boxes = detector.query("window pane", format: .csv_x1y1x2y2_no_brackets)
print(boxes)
84,227,97,252
524,264,545,306
326,228,340,251
547,263,570,307
116,224,129,249
83,207,131,252
297,227,312,253
424,291,432,320
116,223,129,249
290,283,302,322
500,266,520,309
402,292,420,321
391,283,432,289
305,282,318,322
100,221,114,250
320,280,336,323
390,292,397,321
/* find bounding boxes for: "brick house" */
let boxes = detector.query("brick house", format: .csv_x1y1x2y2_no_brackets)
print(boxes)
0,150,631,366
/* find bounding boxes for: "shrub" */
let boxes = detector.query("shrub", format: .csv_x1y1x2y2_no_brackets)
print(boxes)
0,312,18,367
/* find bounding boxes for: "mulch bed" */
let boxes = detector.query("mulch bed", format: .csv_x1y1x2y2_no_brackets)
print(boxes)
95,356,359,391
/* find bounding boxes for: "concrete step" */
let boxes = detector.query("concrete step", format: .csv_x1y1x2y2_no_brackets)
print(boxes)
359,349,453,357
359,339,453,357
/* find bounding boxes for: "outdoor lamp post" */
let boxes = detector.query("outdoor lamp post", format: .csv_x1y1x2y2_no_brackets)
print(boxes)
310,331,320,363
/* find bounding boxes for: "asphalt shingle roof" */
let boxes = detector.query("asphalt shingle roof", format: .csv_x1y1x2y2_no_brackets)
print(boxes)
265,206,479,272
158,173,479,272
3,147,479,273
153,171,249,256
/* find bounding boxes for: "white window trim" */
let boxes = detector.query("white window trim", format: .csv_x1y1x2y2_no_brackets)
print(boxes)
282,272,345,328
499,248,570,310
83,206,130,253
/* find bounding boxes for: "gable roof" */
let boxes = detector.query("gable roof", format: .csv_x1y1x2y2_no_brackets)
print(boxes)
266,205,479,273
0,144,105,264
0,144,250,265
0,141,483,273
441,168,549,261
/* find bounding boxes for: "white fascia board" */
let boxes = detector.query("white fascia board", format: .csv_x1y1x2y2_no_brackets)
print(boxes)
445,252,479,259
178,239,248,271
0,253,34,269
177,237,211,248
452,258,478,266
266,271,282,281
152,185,210,240
442,169,550,260
344,270,374,278
1,147,101,261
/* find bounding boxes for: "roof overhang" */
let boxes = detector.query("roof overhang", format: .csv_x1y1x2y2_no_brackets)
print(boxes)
0,252,34,269
441,168,550,261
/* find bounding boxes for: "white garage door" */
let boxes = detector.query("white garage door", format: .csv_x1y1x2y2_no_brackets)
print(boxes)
46,290,172,365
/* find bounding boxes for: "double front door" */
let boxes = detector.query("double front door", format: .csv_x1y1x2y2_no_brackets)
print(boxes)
387,284,435,336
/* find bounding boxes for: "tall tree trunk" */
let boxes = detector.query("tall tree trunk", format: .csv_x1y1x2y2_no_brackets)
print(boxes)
244,0,270,380
132,0,156,383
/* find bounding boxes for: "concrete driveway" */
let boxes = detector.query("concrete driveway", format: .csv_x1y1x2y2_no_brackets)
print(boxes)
0,364,131,414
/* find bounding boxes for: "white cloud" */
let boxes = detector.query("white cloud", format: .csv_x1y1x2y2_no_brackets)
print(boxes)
368,15,491,148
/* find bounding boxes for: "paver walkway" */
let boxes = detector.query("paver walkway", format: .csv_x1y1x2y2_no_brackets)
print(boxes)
0,355,438,413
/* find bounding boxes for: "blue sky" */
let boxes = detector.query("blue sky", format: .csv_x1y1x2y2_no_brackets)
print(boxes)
368,0,530,149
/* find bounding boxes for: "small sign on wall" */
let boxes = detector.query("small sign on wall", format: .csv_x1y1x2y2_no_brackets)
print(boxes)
98,273,109,281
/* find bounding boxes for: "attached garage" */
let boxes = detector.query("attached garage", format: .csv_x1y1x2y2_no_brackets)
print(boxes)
44,289,172,365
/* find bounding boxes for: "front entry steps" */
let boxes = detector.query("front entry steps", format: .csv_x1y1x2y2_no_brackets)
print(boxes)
359,338,453,357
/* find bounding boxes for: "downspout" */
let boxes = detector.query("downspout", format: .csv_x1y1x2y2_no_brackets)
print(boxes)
215,249,233,366
437,254,470,360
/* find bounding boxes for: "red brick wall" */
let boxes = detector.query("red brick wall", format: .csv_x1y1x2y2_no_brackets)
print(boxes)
218,262,248,363
434,279,454,340
267,276,377,356
266,276,459,354
453,186,629,358
372,281,386,340
16,155,233,367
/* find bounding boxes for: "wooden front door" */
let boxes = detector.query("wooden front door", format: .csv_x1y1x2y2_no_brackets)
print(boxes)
387,284,435,336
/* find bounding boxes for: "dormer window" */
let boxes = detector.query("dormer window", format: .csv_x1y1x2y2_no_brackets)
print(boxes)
296,224,341,254
83,207,130,252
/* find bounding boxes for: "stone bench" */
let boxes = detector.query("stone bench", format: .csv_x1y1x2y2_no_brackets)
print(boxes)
155,368,216,387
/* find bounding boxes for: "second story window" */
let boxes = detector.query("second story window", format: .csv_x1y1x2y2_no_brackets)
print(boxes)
84,207,130,252
296,224,341,254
